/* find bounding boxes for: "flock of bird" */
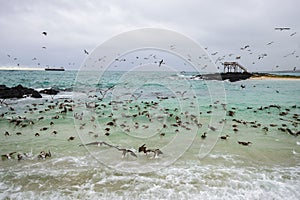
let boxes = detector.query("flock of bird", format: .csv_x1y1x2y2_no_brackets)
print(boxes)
1,27,299,163
209,27,298,71
5,31,167,70
3,27,298,71
79,142,163,159
1,82,299,162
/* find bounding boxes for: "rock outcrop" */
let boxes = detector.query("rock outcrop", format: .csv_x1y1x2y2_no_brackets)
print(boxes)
0,84,42,99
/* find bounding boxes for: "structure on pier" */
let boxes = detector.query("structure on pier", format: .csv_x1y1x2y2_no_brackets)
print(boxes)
223,62,248,73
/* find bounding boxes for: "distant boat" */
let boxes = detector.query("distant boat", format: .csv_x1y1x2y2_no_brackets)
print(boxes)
45,67,65,71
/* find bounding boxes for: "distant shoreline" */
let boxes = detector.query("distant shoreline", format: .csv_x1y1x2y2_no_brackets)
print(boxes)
250,73,300,80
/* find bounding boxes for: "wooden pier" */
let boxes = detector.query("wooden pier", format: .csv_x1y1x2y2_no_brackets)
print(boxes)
223,62,248,73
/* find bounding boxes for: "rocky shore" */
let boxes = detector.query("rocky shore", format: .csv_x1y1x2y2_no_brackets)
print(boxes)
0,85,59,99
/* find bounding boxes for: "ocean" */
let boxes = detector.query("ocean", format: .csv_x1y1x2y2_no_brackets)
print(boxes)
0,70,299,199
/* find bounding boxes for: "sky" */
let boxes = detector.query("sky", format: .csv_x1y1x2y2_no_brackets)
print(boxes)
0,0,299,72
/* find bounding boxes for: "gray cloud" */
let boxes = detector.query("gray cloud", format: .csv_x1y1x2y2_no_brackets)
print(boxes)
0,0,299,71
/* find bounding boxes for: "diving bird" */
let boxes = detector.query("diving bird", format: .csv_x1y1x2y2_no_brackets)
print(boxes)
201,132,207,139
38,150,51,159
138,144,163,158
146,149,163,158
115,147,137,158
1,152,17,160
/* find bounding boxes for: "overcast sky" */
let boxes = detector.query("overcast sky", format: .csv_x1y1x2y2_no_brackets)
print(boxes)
0,0,299,72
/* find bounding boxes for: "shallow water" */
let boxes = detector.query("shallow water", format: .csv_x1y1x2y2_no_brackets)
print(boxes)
0,70,299,199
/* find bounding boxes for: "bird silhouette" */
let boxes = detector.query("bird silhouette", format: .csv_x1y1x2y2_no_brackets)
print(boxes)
158,59,163,67
115,147,137,158
1,152,16,160
79,141,114,147
220,135,230,140
84,50,89,55
42,31,47,36
238,141,252,146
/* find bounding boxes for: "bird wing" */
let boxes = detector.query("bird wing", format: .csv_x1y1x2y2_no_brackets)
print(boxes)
9,152,17,156
155,149,163,155
102,142,115,148
129,150,137,157
83,142,101,146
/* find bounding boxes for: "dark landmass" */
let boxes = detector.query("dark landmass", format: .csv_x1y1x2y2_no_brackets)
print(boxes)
0,85,60,99
0,85,42,99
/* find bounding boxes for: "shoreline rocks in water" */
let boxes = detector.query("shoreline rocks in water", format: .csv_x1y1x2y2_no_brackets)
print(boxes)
39,88,60,95
0,84,42,99
0,85,60,99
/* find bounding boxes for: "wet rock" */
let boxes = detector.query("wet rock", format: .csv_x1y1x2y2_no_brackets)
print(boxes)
39,88,59,95
0,84,42,99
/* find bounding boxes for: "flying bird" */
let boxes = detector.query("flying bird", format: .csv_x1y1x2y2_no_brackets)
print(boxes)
283,51,296,58
266,41,274,45
79,141,114,147
241,45,250,50
115,147,137,158
158,59,164,67
42,31,47,36
1,152,17,160
290,32,297,37
84,49,89,55
258,53,267,60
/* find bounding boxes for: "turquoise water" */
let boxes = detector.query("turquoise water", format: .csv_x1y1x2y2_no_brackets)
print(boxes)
0,70,299,199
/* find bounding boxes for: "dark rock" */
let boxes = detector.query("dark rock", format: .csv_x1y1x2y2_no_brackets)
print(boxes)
31,91,42,98
39,88,59,95
0,84,42,99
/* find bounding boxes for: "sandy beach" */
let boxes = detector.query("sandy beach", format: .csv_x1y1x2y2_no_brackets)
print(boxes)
250,75,300,80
